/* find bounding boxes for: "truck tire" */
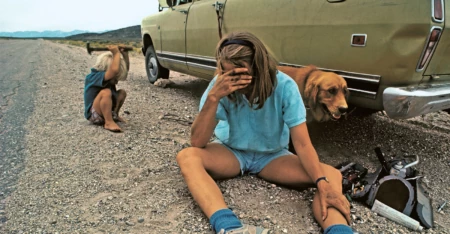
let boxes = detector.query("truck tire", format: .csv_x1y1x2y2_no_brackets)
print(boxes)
145,45,169,83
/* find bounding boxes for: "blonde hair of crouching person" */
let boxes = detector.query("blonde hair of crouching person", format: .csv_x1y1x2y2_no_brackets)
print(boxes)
83,45,130,132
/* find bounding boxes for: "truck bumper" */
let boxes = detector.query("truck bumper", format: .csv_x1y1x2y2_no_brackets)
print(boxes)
383,84,450,119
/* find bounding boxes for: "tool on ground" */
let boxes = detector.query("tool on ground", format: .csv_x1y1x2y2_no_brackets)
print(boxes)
338,147,434,230
437,201,447,212
372,200,423,231
86,42,133,55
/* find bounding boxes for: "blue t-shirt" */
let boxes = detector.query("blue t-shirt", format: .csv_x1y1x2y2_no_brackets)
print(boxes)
83,68,116,119
199,71,306,153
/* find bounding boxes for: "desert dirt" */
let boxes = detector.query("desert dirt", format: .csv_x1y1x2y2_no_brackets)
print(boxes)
1,40,449,234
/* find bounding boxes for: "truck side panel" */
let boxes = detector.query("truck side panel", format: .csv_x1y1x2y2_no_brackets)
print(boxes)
221,0,432,109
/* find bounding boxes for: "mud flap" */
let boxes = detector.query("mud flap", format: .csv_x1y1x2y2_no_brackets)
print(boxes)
412,180,434,228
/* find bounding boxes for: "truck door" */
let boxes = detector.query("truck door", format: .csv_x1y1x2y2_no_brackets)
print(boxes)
158,0,193,73
185,0,227,77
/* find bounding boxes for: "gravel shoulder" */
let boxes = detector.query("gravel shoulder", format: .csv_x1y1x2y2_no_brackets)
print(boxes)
1,40,449,234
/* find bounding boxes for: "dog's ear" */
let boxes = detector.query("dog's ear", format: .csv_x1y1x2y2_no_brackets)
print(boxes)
304,78,320,108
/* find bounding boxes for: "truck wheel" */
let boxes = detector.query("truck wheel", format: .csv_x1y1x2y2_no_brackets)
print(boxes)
145,45,169,83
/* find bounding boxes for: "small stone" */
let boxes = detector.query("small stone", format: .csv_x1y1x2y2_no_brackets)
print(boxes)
125,221,135,226
50,220,57,224
283,229,288,233
138,217,144,223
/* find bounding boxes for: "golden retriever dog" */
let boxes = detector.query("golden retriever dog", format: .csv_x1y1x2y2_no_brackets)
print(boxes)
278,65,349,122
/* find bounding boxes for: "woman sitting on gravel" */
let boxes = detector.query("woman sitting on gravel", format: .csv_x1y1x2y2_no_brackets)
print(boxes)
83,45,129,132
176,31,353,234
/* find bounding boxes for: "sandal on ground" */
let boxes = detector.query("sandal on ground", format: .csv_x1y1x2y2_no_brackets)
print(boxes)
217,224,271,234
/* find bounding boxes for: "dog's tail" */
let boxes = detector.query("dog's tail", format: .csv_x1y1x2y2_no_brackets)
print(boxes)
277,65,317,81
301,65,318,78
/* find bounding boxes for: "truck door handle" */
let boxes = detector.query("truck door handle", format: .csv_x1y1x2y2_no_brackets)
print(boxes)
212,1,224,11
178,9,188,14
327,0,345,2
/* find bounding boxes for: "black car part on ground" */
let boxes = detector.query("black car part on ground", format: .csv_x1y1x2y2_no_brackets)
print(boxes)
337,147,434,229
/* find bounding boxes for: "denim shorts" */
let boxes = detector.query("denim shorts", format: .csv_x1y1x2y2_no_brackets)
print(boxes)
213,140,294,175
88,108,119,125
88,107,104,125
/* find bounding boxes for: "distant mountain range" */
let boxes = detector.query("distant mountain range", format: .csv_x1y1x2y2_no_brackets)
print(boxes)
0,30,95,38
0,25,141,42
66,25,140,41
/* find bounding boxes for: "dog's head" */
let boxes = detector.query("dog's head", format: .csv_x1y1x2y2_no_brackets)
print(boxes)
304,70,349,122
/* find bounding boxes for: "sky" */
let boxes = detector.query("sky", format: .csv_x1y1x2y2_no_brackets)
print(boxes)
0,0,160,32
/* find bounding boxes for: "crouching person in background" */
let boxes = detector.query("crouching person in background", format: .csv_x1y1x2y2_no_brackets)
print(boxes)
84,45,129,132
176,31,353,234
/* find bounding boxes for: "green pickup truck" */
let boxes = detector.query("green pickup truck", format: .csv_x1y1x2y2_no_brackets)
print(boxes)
141,0,449,119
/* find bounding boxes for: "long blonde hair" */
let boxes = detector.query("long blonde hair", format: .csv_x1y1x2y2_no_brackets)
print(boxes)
93,52,128,81
215,31,277,109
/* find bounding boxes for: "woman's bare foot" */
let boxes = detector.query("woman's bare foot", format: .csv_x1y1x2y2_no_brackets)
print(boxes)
104,122,122,132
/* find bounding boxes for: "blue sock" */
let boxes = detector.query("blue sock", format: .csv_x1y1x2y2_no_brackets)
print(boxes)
209,208,242,233
324,224,353,234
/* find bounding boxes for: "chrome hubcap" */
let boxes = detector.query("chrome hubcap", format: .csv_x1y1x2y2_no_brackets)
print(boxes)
148,57,158,77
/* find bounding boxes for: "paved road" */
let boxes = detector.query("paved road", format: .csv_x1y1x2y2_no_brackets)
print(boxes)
0,39,42,222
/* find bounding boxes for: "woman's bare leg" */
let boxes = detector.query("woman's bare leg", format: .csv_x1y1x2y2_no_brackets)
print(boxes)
176,143,241,218
92,89,121,131
258,155,348,229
